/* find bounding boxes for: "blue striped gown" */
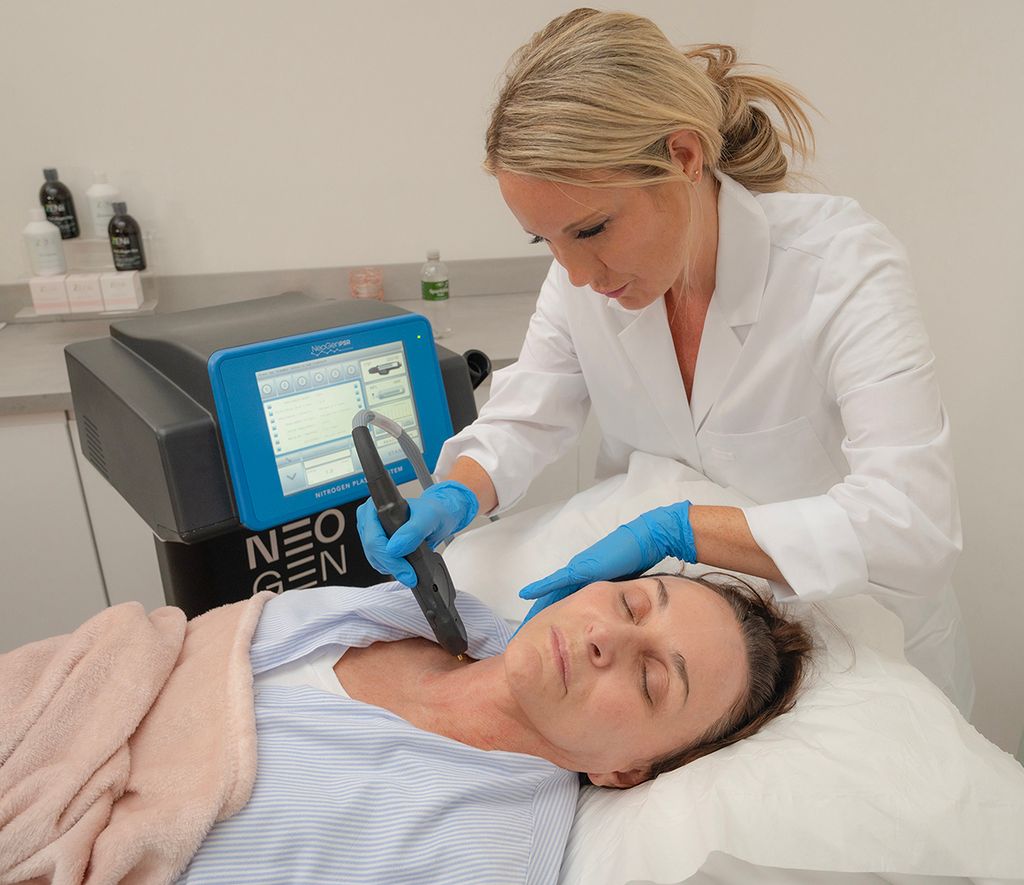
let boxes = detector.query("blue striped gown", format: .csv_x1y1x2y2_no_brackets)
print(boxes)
176,582,579,884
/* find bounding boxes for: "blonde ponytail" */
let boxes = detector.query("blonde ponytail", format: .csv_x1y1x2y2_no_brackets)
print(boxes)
485,9,817,193
683,44,816,192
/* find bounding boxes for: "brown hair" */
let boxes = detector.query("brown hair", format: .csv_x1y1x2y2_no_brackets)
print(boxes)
485,8,816,193
646,573,814,777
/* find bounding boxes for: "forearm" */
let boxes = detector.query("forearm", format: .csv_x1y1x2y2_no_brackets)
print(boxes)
689,505,785,583
445,456,499,515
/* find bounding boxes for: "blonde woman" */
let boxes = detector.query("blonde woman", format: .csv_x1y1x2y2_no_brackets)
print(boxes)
357,8,972,714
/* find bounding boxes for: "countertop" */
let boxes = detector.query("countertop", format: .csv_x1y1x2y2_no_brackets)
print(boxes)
0,292,537,417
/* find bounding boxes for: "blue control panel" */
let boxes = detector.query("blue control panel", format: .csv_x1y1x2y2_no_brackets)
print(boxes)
208,313,452,530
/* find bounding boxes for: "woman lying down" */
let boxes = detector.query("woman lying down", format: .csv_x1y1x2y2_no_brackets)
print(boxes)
0,574,811,885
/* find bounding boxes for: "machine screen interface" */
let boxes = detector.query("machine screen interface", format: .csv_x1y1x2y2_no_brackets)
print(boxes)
255,342,422,496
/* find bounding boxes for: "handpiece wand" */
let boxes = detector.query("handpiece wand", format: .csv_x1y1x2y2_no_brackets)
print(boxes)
352,423,468,659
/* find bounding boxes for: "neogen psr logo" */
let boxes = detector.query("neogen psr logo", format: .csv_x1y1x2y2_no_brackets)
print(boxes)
309,338,352,358
243,508,348,594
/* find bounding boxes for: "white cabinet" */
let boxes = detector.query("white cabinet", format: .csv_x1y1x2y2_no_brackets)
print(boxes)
0,412,108,652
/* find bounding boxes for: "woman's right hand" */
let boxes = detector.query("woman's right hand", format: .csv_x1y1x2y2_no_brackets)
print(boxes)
356,481,479,586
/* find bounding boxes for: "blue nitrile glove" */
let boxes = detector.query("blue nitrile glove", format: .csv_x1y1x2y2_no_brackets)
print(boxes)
517,501,697,626
356,480,479,587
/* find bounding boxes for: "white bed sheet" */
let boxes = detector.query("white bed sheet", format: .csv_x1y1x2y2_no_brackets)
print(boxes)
680,852,1018,885
443,452,1024,885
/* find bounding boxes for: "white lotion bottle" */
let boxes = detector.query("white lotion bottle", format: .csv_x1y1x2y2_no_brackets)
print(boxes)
85,172,120,238
23,207,67,275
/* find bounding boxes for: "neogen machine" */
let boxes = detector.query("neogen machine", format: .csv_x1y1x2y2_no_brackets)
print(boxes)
65,292,487,656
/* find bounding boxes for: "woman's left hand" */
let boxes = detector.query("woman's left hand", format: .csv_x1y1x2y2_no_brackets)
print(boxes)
517,501,698,624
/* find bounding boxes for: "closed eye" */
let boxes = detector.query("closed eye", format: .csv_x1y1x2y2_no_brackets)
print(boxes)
527,221,608,245
620,592,636,623
620,592,654,705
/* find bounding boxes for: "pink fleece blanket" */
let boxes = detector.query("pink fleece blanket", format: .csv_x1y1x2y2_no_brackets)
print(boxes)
0,592,273,884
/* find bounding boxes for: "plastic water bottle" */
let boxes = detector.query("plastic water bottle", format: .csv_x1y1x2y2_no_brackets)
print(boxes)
420,249,451,339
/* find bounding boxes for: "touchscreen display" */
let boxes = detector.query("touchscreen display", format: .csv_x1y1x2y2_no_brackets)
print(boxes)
255,342,421,496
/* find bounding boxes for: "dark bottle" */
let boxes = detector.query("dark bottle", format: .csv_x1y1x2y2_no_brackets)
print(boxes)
39,167,80,239
108,202,147,271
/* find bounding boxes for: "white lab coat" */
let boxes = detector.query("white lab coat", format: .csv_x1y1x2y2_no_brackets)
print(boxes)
438,171,973,714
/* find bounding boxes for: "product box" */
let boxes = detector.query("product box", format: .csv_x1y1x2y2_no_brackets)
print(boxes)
99,270,144,311
66,273,105,313
29,275,70,314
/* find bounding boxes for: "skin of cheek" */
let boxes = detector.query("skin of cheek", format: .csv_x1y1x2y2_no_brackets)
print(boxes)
634,186,692,302
593,185,691,310
502,596,687,774
505,574,756,776
500,171,694,312
502,629,648,773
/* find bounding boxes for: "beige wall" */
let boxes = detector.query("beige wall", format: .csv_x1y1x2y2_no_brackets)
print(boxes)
0,0,749,277
2,1,1021,751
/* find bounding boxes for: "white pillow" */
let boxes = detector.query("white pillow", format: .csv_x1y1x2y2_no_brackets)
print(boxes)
444,452,1024,883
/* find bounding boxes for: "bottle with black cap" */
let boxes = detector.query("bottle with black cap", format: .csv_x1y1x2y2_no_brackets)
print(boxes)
39,168,80,239
108,202,147,271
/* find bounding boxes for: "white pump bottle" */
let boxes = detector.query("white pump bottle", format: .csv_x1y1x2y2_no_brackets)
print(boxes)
85,172,120,238
23,208,67,275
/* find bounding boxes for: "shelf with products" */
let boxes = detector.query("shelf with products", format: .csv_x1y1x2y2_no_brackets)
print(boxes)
13,295,158,324
35,228,159,273
13,230,161,324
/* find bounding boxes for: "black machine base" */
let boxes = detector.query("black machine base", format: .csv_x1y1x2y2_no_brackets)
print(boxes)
156,498,387,618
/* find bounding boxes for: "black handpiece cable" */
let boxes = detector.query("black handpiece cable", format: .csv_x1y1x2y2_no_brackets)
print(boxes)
351,410,468,659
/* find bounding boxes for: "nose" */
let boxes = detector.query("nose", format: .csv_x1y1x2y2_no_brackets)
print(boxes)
586,620,635,669
553,243,605,290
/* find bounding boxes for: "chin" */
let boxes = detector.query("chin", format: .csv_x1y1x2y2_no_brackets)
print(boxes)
619,287,661,311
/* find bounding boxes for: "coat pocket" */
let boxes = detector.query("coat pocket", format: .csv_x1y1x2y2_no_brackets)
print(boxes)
700,416,842,504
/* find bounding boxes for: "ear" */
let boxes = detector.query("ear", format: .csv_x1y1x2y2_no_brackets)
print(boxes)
586,767,650,789
664,129,704,178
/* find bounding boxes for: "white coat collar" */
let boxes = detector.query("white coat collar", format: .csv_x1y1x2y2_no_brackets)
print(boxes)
688,170,771,429
609,170,771,435
617,296,701,469
711,170,771,328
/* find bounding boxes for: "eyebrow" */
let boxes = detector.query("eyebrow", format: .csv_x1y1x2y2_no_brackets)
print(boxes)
654,578,690,703
524,212,606,239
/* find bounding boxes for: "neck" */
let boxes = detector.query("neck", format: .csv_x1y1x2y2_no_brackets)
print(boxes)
668,173,720,308
404,656,577,771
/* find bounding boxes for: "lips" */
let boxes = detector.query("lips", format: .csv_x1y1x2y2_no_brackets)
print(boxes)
550,627,570,692
596,283,628,299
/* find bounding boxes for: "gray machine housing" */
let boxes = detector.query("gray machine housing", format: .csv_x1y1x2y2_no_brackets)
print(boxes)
65,292,478,544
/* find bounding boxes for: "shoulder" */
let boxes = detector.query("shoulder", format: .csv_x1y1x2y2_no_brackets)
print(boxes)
754,190,907,267
537,259,586,316
751,194,932,387
253,582,511,663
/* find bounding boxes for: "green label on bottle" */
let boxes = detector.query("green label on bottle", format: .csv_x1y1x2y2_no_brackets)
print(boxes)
421,280,449,301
